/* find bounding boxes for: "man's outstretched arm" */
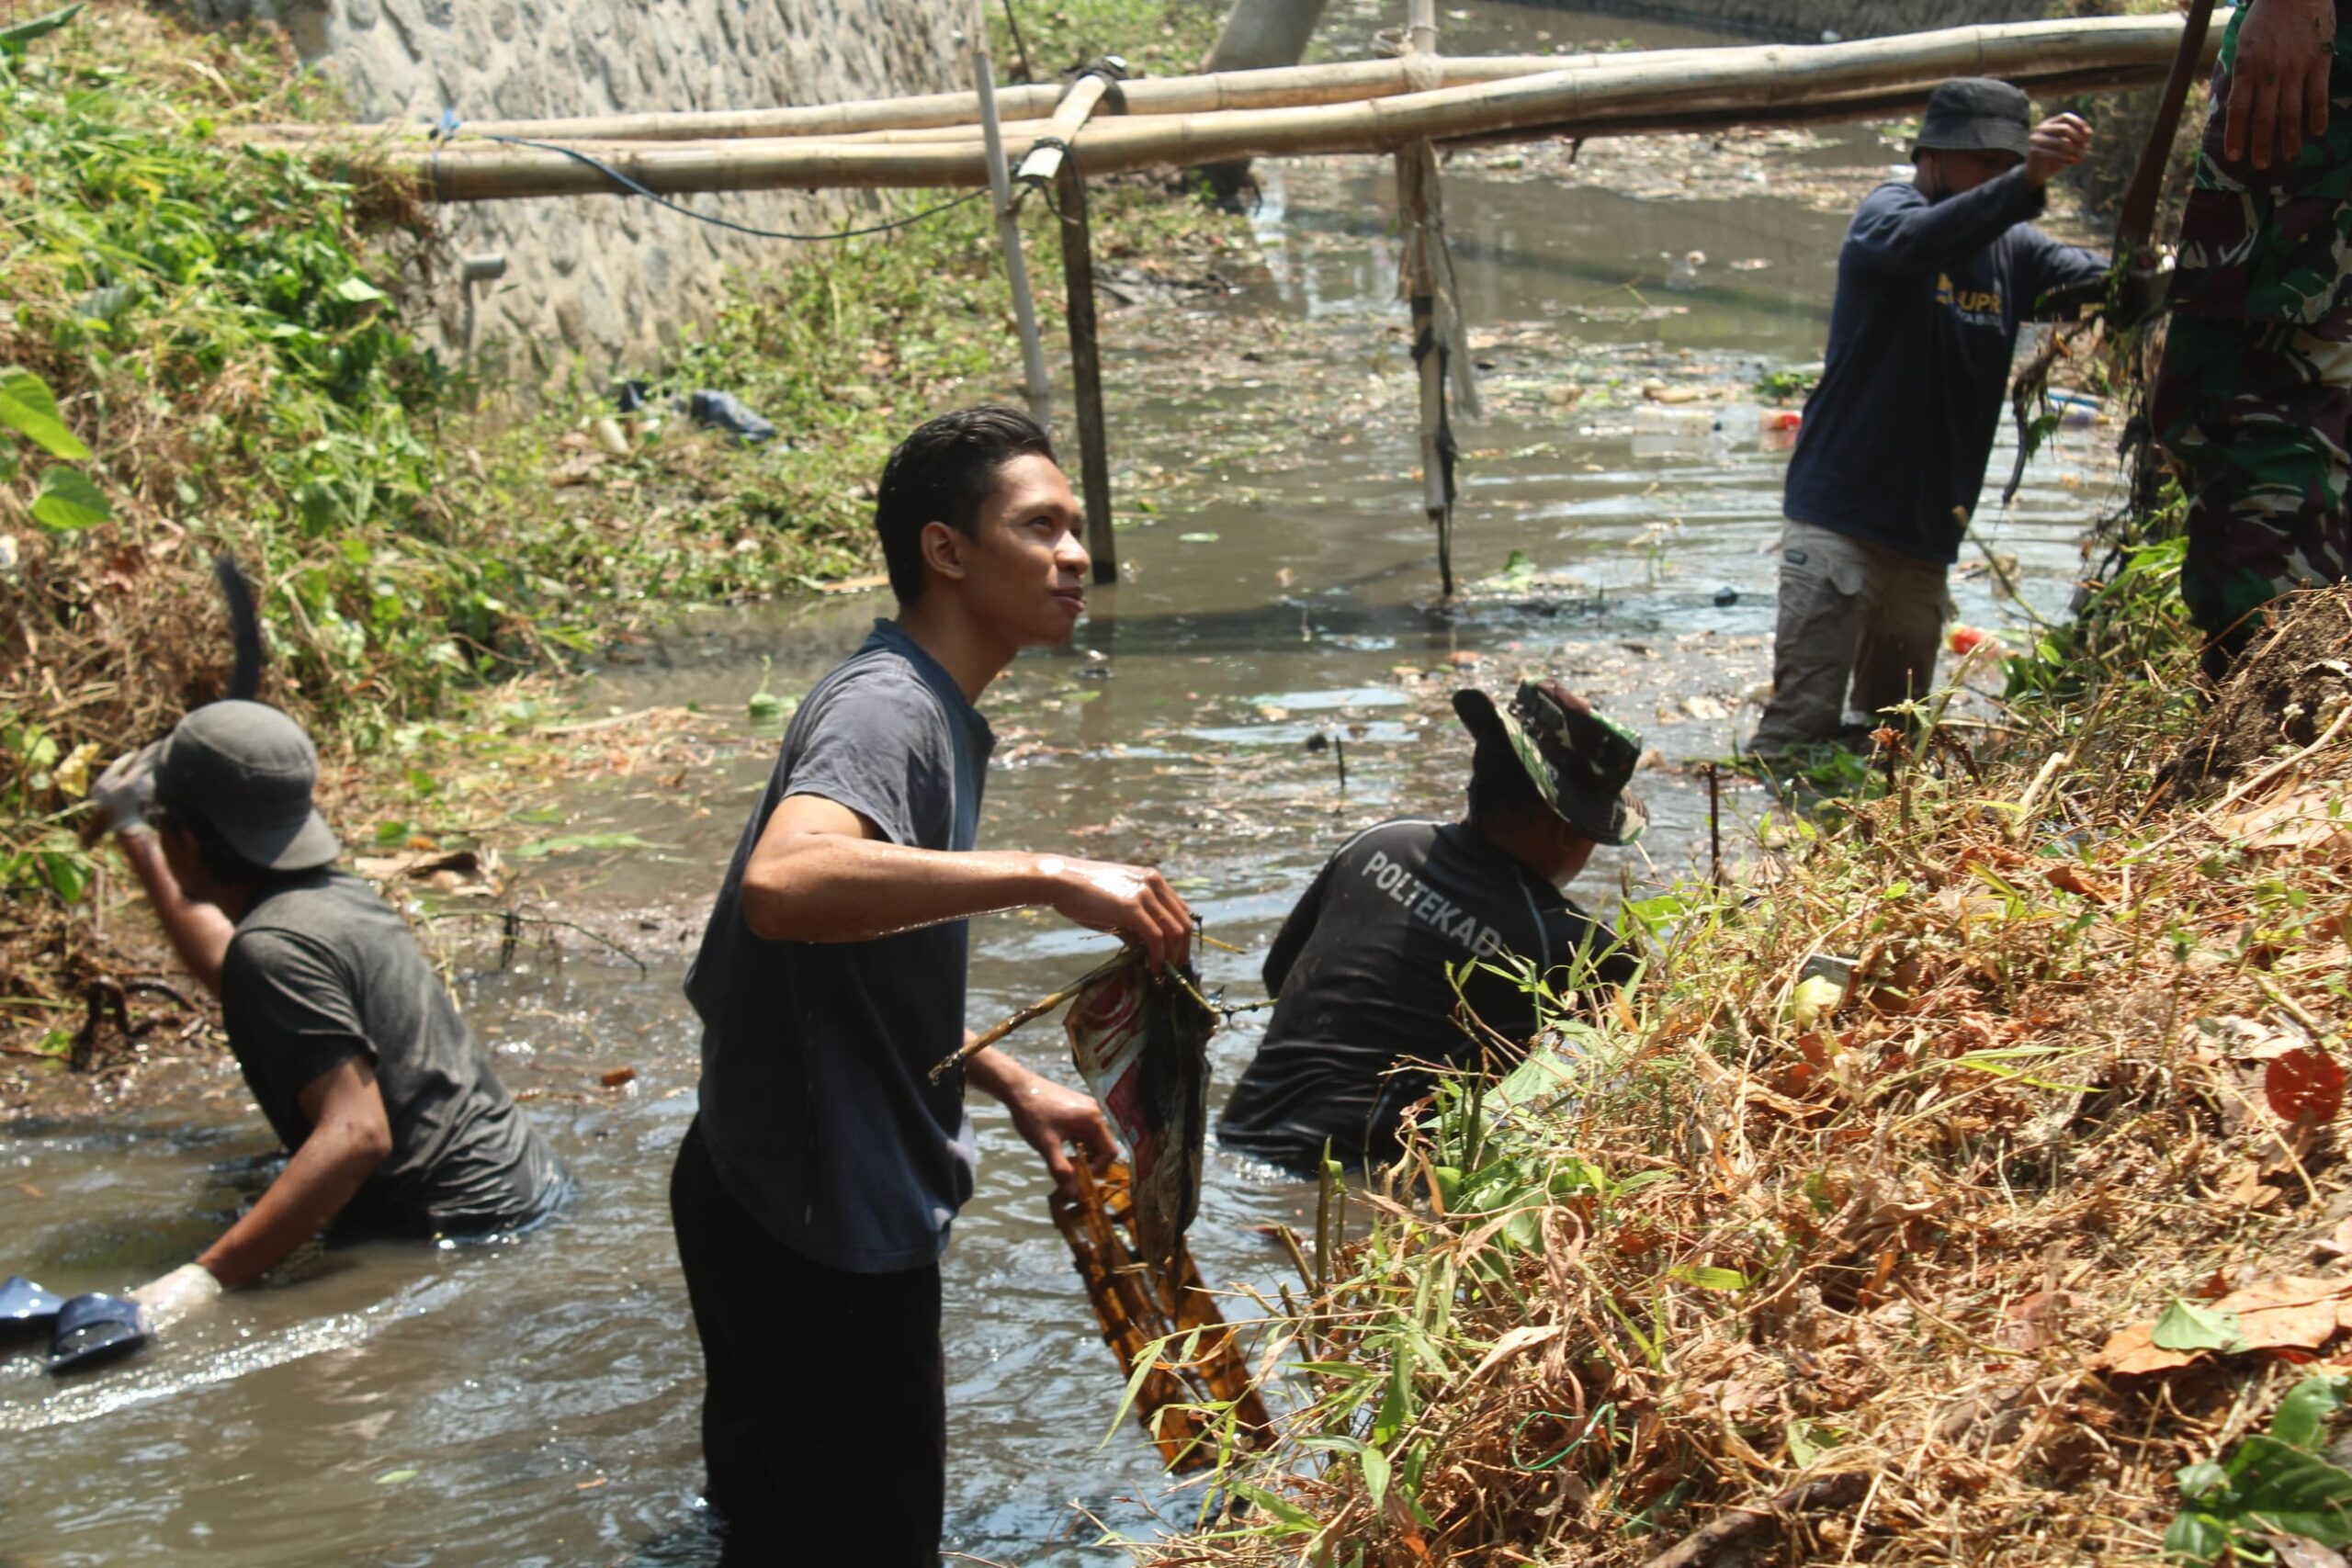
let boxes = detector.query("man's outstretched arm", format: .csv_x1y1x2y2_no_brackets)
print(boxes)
741,793,1193,965
132,1056,394,1322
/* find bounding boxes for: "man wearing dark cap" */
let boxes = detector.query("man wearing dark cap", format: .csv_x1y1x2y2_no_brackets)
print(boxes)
85,701,567,1331
2154,0,2352,678
1747,80,2103,758
1218,681,1644,1175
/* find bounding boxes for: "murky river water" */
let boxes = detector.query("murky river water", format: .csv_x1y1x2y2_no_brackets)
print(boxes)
0,6,2131,1562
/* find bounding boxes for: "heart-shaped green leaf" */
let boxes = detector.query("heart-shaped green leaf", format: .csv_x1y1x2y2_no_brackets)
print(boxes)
29,466,109,532
0,367,92,459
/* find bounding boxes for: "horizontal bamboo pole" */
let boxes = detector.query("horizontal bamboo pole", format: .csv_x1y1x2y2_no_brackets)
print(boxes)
388,17,2207,202
232,54,1687,147
237,13,2195,151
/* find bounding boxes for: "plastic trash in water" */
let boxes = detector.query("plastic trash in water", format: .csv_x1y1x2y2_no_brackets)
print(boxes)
2049,390,2102,429
685,390,776,445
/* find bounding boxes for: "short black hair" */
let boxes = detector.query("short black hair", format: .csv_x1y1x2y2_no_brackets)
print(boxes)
873,406,1057,604
152,801,267,886
1465,739,1548,827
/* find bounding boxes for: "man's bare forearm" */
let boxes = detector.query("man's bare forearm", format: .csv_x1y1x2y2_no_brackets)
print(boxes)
741,836,1056,942
195,1117,387,1288
117,830,236,996
965,1043,1045,1103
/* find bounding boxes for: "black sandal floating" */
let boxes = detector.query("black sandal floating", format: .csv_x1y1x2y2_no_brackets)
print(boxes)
47,1293,151,1375
1,1274,64,1338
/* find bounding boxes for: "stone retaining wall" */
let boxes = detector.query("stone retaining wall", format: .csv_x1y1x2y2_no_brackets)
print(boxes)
199,0,967,388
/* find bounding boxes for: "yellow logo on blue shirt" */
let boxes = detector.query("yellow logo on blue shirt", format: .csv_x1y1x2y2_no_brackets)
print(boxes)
1936,271,2004,320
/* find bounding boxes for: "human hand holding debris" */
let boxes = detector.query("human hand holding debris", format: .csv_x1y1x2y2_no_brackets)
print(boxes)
2226,0,2335,170
1035,854,1193,966
967,1045,1116,1195
2022,113,2094,186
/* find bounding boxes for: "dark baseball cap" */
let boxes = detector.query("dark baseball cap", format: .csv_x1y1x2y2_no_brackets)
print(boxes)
152,701,340,873
1914,77,2032,160
1453,679,1646,847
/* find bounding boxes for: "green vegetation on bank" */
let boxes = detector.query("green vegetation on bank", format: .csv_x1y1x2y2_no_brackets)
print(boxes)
1153,571,2352,1568
990,0,1225,81
0,0,1245,1050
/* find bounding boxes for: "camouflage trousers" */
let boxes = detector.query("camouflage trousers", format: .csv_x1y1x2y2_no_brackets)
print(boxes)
2152,2,2352,669
2151,316,2352,665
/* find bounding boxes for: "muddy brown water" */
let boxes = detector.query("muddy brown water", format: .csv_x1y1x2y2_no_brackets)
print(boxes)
0,7,2129,1562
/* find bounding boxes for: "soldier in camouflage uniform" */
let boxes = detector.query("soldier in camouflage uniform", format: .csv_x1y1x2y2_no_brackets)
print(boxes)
2154,0,2352,677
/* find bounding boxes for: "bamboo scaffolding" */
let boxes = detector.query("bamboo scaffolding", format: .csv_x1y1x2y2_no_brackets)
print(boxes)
971,10,1052,425
381,19,2211,202
233,52,1715,147
237,15,2197,150
1013,68,1120,194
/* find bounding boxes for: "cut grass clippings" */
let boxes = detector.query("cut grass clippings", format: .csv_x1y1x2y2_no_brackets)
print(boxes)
1138,584,2352,1567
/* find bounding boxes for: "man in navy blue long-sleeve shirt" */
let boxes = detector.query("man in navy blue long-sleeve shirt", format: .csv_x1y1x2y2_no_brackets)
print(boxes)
1748,79,2107,758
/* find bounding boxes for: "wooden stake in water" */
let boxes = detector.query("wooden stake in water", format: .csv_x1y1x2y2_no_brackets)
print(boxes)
1705,762,1723,887
972,7,1053,426
1056,158,1120,585
1396,0,1459,596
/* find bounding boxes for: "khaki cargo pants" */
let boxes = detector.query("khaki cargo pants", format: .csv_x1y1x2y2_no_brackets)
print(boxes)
1747,521,1956,756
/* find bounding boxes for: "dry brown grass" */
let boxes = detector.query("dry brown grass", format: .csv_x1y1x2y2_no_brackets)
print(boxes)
1150,588,2352,1568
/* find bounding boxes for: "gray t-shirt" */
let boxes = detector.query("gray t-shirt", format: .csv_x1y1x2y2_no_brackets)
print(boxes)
220,871,566,1235
684,619,995,1274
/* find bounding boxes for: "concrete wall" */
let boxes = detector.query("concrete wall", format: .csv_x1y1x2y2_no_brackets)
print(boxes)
198,0,968,388
1565,0,2053,43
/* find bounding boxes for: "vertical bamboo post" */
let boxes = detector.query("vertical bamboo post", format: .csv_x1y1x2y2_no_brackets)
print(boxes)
972,6,1053,425
1396,0,1455,595
1057,157,1118,585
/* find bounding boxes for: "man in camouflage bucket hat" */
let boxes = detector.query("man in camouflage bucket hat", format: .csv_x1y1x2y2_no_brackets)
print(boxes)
2154,0,2352,678
1217,680,1643,1175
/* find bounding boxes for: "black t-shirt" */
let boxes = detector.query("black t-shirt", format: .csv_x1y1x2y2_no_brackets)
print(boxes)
1217,818,1636,1173
1782,170,2106,564
683,619,996,1274
220,870,566,1235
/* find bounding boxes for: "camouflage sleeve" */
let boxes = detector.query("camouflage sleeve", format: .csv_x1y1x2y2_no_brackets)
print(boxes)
2168,1,2352,326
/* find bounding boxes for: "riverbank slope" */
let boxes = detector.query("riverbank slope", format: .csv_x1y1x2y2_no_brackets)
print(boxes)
1153,580,2352,1565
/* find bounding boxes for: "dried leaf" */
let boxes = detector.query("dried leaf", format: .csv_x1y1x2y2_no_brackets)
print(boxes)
2269,1049,2348,1126
1468,1324,1563,1382
2045,863,2118,904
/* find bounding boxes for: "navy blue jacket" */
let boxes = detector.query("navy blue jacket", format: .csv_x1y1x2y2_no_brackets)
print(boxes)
1782,168,2106,564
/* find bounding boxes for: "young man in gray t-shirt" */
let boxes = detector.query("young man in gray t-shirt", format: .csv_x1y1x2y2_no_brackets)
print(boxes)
676,406,1193,1565
83,701,567,1335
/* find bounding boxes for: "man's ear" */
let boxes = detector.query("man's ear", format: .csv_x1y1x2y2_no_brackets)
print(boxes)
918,520,968,588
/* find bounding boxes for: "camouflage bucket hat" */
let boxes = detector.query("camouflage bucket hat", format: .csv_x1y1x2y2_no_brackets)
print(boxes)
1452,679,1647,847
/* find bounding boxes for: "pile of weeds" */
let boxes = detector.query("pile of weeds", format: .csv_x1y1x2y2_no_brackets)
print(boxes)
1,0,1250,1070
1150,588,2352,1565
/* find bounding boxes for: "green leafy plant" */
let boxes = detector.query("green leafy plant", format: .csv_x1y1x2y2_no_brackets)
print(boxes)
2167,1374,2352,1562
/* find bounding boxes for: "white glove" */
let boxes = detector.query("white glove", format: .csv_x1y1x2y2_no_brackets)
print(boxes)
130,1260,223,1329
89,739,163,839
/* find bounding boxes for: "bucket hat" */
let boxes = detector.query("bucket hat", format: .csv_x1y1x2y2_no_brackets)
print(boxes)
1453,679,1646,847
1913,77,2032,161
153,701,340,874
